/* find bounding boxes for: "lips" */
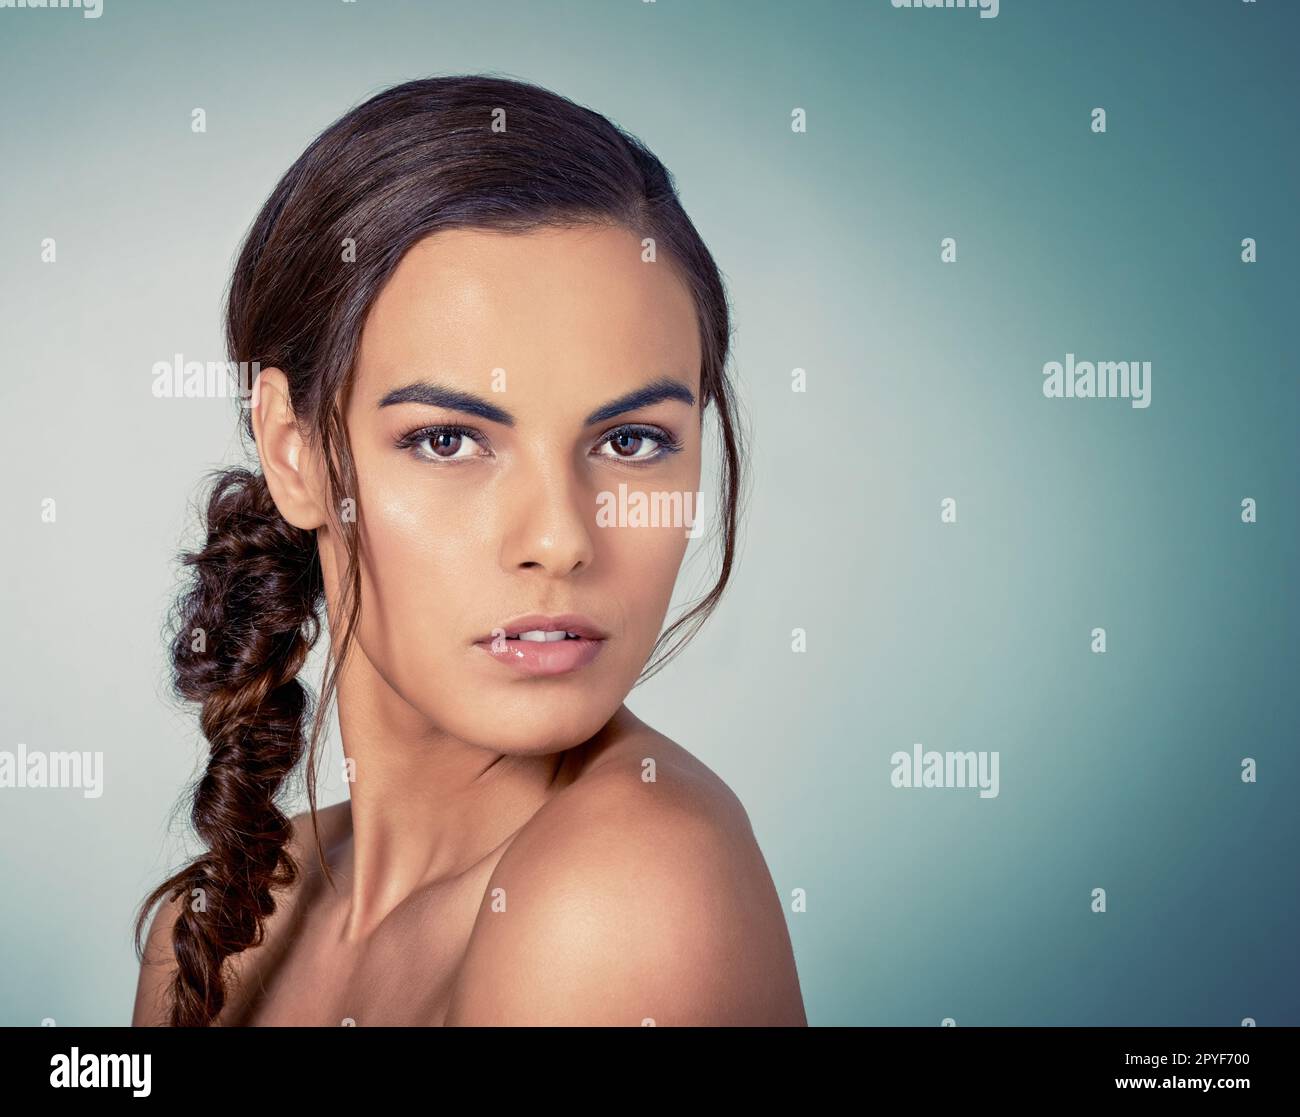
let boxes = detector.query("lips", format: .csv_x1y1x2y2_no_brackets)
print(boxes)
476,613,609,643
473,613,608,677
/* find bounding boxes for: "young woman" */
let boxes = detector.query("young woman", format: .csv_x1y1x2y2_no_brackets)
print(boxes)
131,74,806,1027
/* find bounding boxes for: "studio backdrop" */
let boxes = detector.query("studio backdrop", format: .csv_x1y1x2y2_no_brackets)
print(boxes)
0,0,1296,1026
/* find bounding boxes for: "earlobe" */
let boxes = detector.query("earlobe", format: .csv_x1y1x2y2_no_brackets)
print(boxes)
251,367,327,531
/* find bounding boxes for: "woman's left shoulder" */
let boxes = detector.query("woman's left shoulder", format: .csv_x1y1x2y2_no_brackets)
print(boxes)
568,717,753,831
444,721,807,1025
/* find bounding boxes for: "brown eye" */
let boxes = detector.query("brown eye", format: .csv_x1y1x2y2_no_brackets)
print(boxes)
429,432,463,457
400,426,485,462
595,426,674,463
608,431,644,457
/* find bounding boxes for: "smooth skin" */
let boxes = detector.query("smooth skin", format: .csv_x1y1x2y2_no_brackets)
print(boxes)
133,223,806,1026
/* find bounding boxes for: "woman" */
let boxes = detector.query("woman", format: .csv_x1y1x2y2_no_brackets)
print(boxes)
131,74,806,1027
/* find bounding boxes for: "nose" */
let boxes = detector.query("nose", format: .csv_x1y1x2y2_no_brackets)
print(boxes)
498,457,595,578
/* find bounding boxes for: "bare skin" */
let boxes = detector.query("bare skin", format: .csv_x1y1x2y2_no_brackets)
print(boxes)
132,223,806,1026
135,708,805,1026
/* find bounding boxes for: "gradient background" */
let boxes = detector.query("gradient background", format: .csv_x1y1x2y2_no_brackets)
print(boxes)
1,0,1295,1026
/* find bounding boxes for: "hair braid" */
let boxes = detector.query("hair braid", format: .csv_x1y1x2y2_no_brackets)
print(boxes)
136,467,323,1026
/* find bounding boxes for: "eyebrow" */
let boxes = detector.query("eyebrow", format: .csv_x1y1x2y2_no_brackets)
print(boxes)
377,375,696,427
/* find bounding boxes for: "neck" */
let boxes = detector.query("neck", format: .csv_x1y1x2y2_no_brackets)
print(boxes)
327,645,575,944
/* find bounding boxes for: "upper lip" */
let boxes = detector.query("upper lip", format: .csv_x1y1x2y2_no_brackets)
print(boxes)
476,613,609,642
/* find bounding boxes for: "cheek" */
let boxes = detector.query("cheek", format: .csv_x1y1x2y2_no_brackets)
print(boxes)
351,467,491,652
601,521,690,634
605,454,702,630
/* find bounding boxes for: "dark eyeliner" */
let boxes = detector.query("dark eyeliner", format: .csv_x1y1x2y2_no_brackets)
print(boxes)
599,423,683,459
394,422,681,462
394,423,488,458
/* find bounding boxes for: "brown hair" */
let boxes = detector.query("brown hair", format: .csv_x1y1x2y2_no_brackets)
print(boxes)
134,74,747,1026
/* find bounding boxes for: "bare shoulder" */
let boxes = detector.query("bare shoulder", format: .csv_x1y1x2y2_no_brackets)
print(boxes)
285,798,353,863
444,721,806,1026
131,799,351,1026
131,887,186,1026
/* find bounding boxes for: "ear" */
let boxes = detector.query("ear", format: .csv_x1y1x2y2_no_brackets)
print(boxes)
250,368,327,530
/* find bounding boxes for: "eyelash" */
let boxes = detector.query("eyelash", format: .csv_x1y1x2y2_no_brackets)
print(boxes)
394,423,683,466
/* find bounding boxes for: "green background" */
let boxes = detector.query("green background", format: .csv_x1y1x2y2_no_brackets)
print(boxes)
0,0,1295,1025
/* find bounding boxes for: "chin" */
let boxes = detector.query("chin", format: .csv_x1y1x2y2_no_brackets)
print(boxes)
461,712,613,755
423,681,624,755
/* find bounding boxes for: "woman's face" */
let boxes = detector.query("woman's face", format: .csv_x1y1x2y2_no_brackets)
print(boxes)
319,223,703,754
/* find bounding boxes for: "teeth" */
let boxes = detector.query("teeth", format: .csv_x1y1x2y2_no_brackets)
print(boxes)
515,630,574,642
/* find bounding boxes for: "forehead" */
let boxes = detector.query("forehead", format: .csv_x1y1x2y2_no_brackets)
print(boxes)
354,224,701,404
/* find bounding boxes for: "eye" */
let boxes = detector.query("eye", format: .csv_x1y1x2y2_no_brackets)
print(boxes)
396,424,489,463
595,424,681,463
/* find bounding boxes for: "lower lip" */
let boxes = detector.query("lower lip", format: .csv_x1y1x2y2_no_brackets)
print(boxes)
474,636,605,677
